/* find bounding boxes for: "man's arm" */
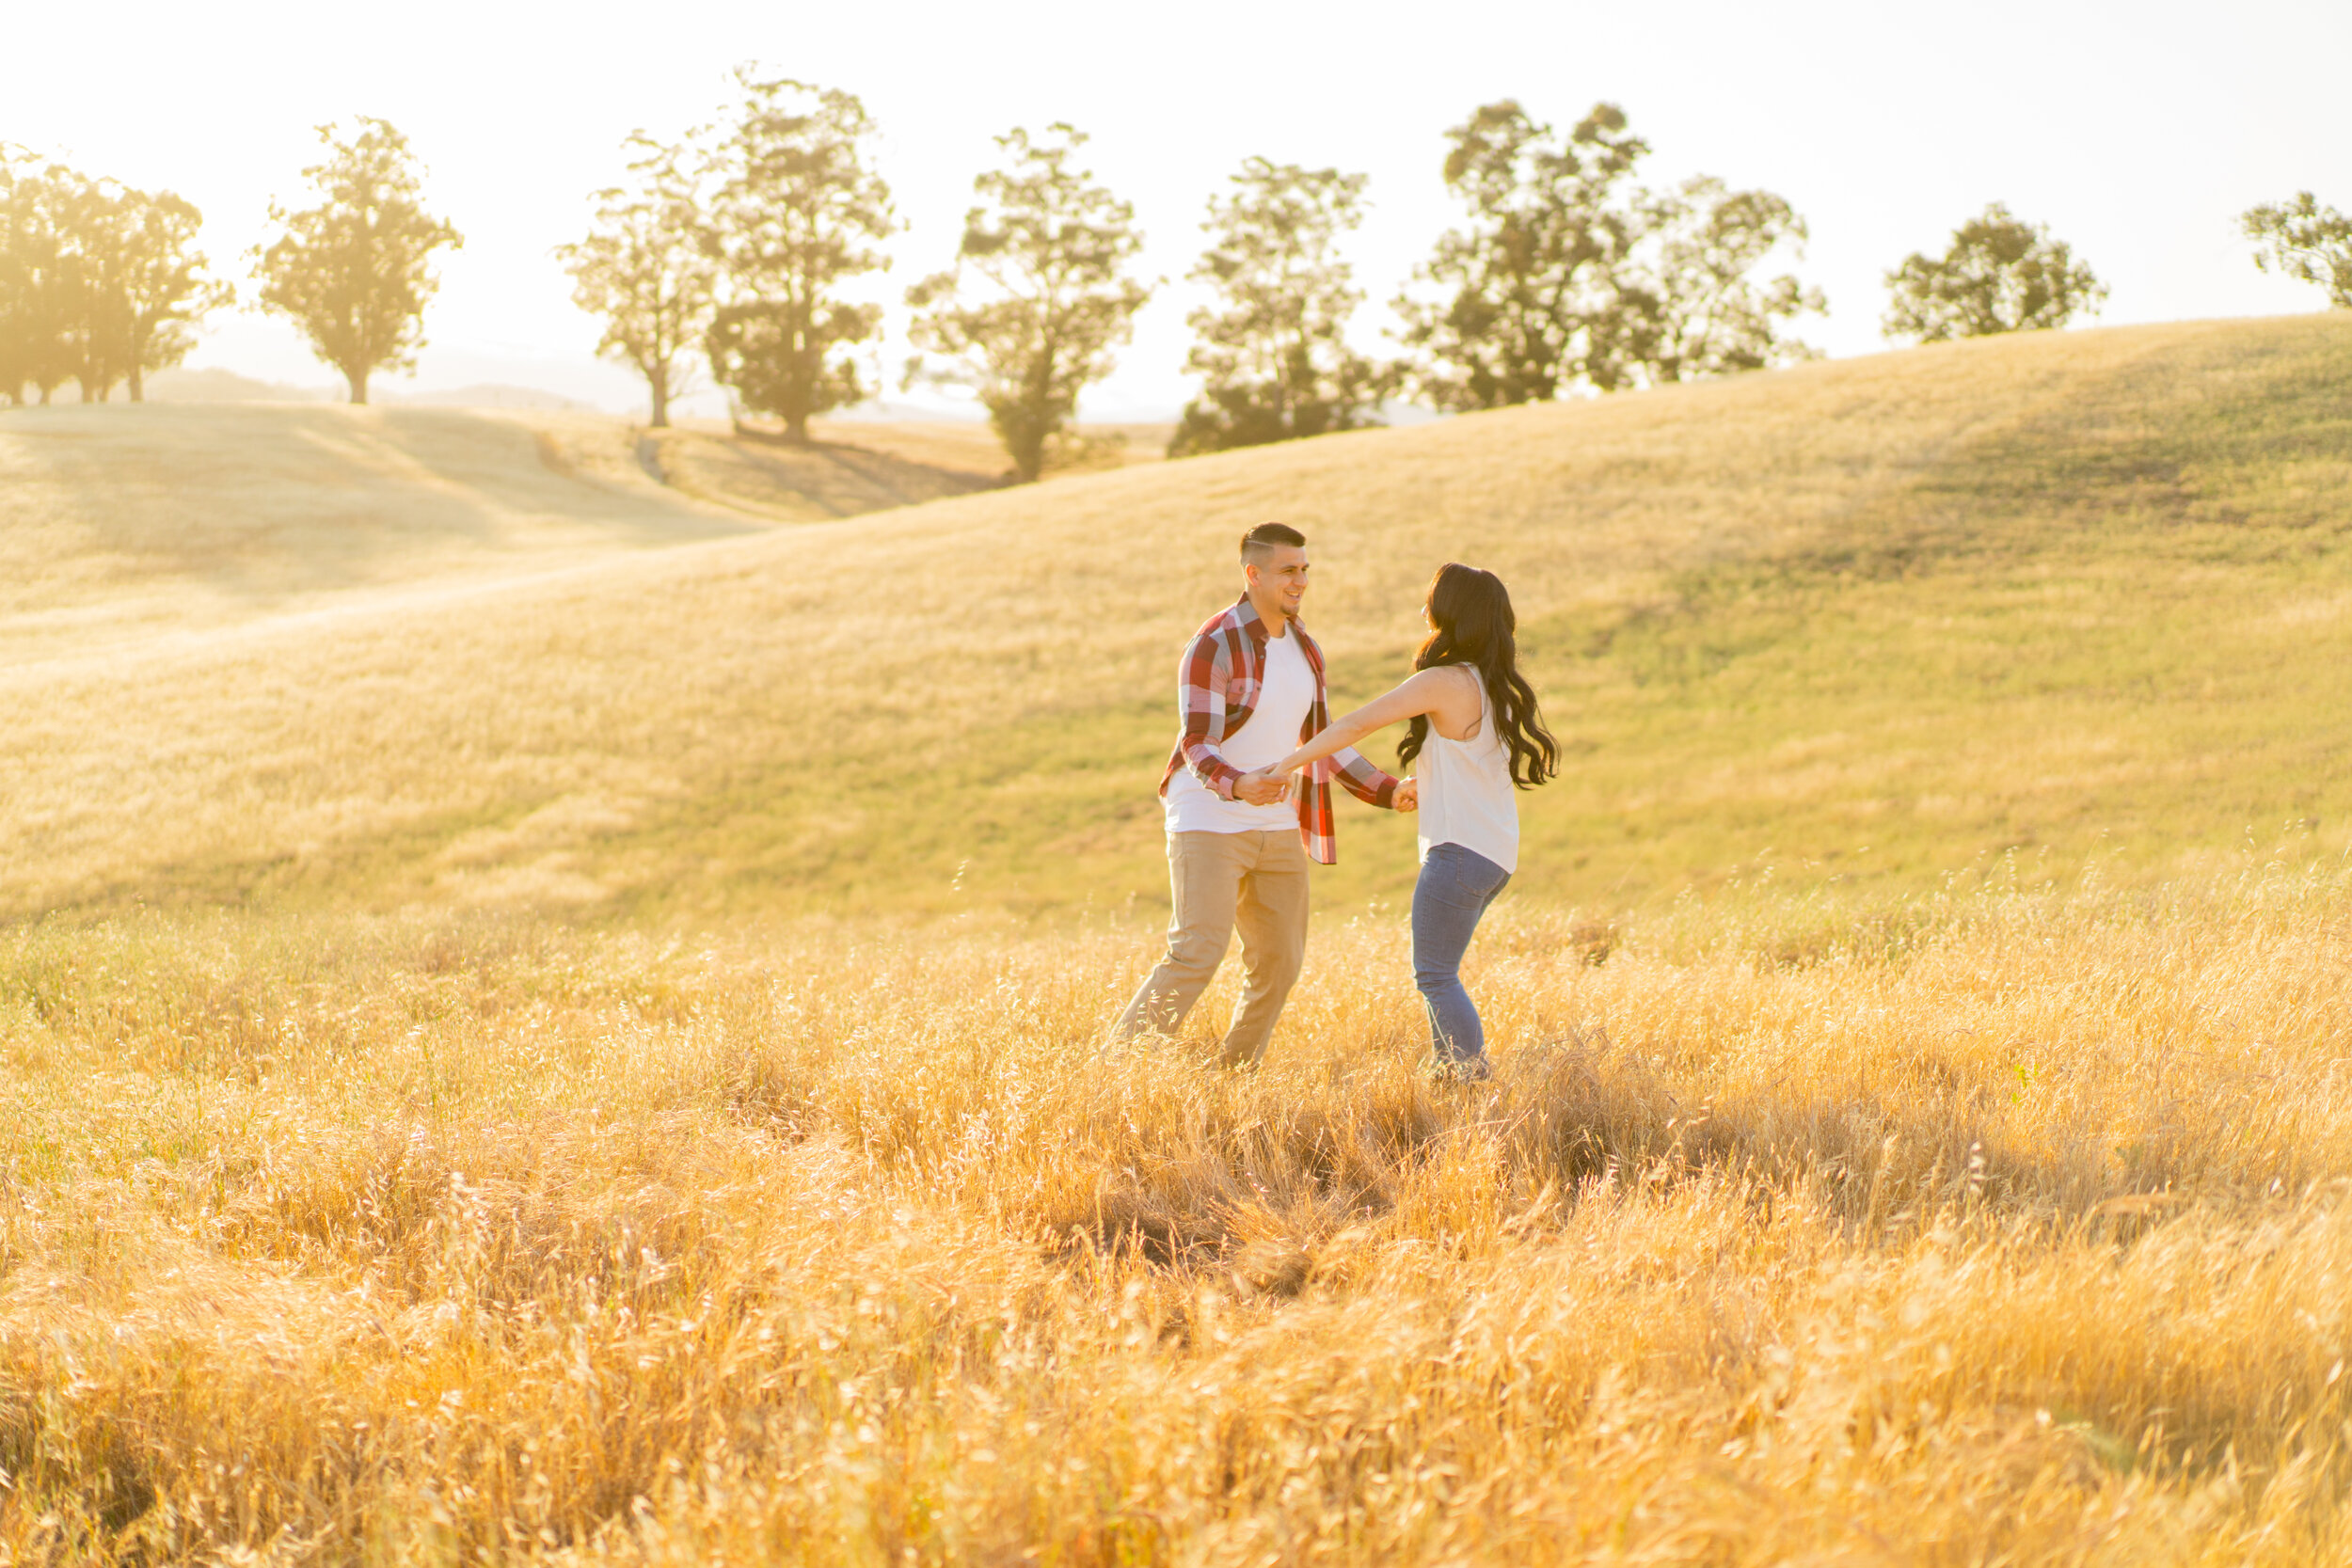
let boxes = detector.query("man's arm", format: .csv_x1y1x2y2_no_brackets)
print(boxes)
1327,743,1401,810
1177,631,1261,801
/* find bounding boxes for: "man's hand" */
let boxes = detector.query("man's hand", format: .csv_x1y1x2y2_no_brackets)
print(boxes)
1234,770,1289,806
1394,778,1419,813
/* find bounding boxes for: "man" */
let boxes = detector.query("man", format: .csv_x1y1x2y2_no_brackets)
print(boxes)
1110,522,1416,1067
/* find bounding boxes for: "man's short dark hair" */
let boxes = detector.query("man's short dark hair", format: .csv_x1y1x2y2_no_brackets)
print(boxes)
1241,522,1307,565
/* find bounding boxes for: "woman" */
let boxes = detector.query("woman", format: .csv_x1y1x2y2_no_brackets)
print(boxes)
1248,563,1559,1081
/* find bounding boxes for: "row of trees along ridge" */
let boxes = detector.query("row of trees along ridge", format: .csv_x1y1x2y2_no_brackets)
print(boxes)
564,84,1841,475
10,88,2351,484
566,87,2349,477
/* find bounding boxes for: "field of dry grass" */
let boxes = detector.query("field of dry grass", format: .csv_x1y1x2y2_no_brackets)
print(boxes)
9,317,2352,1561
11,866,2352,1562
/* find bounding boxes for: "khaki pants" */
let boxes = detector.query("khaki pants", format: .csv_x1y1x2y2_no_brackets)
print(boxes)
1112,830,1311,1068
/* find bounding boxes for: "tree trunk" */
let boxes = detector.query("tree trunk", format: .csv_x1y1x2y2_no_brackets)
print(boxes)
648,368,670,429
784,411,809,444
1009,425,1046,484
347,366,369,405
128,364,144,403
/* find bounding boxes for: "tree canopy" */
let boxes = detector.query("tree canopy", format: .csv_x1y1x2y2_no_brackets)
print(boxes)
1391,101,1818,408
0,150,227,405
1394,101,1647,410
905,125,1152,483
700,71,894,442
251,119,462,404
1168,159,1387,457
1882,204,2105,342
1613,178,1824,384
558,134,716,429
2241,192,2352,309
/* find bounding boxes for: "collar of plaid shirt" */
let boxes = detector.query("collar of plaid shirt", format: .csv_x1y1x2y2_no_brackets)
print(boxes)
1158,593,1399,865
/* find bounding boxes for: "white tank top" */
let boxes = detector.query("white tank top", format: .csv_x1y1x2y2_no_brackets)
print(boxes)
1416,671,1519,874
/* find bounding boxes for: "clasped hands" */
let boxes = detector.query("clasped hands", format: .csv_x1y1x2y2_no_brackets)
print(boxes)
1234,768,1418,812
1232,769,1292,806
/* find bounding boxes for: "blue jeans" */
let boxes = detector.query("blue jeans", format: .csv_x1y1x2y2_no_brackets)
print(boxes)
1412,843,1512,1069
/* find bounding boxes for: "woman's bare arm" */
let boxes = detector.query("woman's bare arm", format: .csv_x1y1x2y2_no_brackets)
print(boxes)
1259,667,1476,780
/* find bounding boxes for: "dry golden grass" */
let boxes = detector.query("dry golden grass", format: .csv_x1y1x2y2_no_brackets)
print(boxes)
0,405,746,665
11,867,2352,1562
628,418,1037,524
795,416,1173,479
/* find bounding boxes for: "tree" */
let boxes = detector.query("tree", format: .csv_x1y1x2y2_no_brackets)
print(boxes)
701,71,894,442
252,119,462,404
1612,177,1823,384
905,124,1152,483
1393,101,1647,409
110,186,231,402
1168,159,1387,457
0,153,76,405
0,150,23,405
2241,192,2352,309
51,173,228,402
1,155,226,405
1882,204,2105,341
42,170,131,401
558,133,716,428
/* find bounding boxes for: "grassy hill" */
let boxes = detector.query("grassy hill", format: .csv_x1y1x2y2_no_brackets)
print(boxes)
0,404,1153,666
4,315,2349,923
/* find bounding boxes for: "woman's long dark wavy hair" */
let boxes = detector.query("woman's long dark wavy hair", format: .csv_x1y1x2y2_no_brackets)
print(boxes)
1396,563,1559,789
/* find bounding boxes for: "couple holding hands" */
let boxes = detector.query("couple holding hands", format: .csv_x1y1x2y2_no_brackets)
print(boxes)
1110,522,1559,1081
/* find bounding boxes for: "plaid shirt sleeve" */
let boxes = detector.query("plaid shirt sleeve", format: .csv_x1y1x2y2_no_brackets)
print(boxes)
1320,744,1400,809
1175,627,1245,800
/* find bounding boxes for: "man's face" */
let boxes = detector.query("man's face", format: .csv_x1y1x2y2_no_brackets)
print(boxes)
1247,546,1311,620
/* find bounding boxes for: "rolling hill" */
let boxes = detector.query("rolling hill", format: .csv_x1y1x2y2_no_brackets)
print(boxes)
5,315,2349,923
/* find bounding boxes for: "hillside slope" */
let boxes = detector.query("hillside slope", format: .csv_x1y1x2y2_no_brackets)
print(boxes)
0,404,1029,666
5,316,2350,922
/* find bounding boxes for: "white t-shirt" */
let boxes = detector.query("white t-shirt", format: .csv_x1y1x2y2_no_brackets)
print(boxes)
1164,625,1315,834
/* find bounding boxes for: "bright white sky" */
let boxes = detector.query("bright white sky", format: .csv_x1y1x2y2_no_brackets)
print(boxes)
7,0,2347,420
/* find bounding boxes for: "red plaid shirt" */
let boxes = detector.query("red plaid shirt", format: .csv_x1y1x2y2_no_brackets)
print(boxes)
1158,594,1399,864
